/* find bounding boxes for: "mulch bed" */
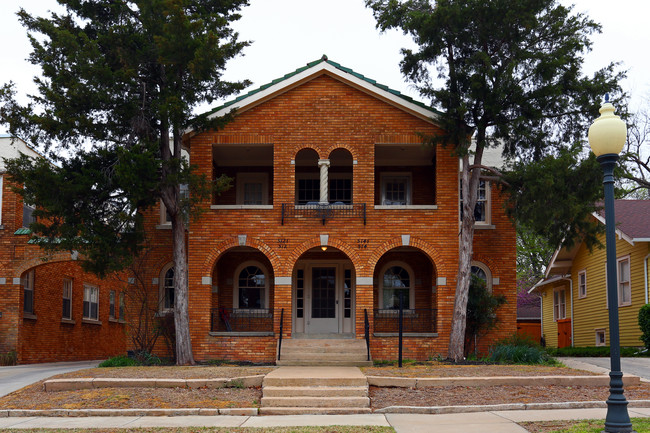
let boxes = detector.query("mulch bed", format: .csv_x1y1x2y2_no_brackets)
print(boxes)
361,363,599,377
57,366,276,379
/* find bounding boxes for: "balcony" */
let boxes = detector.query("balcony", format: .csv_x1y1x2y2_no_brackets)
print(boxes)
281,203,366,225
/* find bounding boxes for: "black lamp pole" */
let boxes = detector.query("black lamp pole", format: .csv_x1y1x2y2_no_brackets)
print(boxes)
599,153,634,433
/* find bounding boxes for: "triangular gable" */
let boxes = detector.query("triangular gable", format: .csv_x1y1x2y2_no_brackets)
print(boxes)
0,135,42,172
204,55,441,124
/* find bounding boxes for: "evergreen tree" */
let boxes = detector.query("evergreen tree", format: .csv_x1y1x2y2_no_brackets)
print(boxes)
366,0,624,360
1,0,250,365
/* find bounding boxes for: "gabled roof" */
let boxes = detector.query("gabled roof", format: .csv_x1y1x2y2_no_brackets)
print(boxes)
543,200,650,278
204,55,442,123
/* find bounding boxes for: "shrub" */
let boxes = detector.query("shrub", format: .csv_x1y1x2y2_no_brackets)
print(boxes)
494,333,542,349
99,355,140,367
489,344,551,364
0,351,17,366
639,304,650,350
133,350,162,366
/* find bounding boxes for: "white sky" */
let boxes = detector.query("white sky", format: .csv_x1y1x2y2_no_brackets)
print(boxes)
1,0,648,135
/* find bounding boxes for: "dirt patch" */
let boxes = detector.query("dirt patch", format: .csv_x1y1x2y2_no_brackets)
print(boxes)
370,383,650,408
0,380,261,410
362,363,599,377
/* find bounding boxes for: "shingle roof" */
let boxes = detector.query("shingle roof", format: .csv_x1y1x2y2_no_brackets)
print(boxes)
201,55,441,119
598,200,650,239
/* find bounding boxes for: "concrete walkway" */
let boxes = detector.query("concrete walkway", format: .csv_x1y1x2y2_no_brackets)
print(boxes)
0,408,649,432
561,357,650,381
0,360,101,398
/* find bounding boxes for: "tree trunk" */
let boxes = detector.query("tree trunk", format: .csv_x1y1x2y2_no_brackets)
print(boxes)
447,148,483,361
172,211,194,365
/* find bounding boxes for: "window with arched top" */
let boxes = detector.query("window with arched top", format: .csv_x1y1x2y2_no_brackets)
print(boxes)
160,265,175,312
379,262,414,309
470,261,492,291
234,262,269,309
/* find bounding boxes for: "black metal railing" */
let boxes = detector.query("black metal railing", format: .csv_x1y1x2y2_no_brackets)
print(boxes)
281,203,366,225
211,308,274,333
278,308,284,361
364,309,370,361
373,309,437,334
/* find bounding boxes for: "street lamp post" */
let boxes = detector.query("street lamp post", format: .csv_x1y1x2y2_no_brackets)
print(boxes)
587,98,635,433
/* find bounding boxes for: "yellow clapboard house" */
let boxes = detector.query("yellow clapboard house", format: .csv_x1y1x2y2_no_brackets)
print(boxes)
531,200,650,348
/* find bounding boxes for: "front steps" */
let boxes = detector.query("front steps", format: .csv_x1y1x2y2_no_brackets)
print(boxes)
260,366,371,415
276,338,372,367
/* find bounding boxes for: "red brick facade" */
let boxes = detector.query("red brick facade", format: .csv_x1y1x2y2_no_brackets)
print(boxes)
1,59,516,364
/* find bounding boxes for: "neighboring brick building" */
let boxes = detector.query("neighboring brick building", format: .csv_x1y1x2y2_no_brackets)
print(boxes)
0,135,126,364
1,57,516,364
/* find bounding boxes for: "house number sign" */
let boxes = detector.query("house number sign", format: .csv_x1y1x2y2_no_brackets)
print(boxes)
277,238,289,249
356,239,369,249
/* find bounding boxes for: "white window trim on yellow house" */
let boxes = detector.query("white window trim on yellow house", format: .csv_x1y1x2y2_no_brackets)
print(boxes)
553,288,567,321
617,255,632,307
578,270,587,299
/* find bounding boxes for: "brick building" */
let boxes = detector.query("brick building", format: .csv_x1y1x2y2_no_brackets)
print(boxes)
0,135,126,364
1,57,516,364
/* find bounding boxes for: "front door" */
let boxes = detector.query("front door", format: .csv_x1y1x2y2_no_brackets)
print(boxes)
309,267,338,333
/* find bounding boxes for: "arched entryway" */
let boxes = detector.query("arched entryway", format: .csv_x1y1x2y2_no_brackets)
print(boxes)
292,246,355,337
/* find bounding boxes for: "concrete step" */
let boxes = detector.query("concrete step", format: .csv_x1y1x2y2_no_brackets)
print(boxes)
279,351,368,359
260,396,370,408
259,407,372,415
275,359,373,367
262,386,368,397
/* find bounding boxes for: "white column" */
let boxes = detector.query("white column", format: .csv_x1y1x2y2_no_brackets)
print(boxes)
318,159,330,204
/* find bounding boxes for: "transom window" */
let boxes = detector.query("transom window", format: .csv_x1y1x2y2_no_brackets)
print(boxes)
236,263,267,309
380,264,412,309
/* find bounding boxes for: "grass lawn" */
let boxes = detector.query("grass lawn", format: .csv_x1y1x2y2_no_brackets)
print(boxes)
0,427,396,433
521,418,650,433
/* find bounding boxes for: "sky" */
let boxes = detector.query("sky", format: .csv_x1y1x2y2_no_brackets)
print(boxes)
0,0,648,136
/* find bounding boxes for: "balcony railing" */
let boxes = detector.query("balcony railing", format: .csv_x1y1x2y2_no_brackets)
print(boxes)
373,308,437,334
210,308,274,333
281,203,366,225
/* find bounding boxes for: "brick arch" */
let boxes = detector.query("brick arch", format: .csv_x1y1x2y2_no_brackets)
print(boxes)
325,144,356,160
287,237,362,274
293,145,324,160
13,251,82,278
200,236,282,277
366,236,447,278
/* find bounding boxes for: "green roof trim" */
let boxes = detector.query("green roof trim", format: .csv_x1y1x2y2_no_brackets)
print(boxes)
14,228,32,235
201,55,442,118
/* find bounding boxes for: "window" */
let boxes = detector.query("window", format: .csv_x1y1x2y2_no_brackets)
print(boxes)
460,179,490,223
83,285,99,320
578,270,587,298
380,263,413,309
329,178,352,204
161,266,175,311
119,292,125,321
470,262,492,291
109,290,116,319
0,175,3,226
62,279,73,320
297,177,320,204
381,174,411,205
160,184,189,224
235,262,268,309
595,329,606,347
617,256,631,306
553,289,566,320
22,270,35,315
236,173,269,205
22,203,35,228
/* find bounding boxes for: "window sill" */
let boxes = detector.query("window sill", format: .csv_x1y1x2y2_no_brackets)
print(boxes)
23,313,37,320
374,205,438,210
211,205,273,210
61,318,76,325
109,317,119,323
156,224,172,230
474,224,495,230
619,302,633,308
82,318,102,325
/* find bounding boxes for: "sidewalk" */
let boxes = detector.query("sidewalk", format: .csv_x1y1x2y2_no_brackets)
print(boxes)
1,408,649,432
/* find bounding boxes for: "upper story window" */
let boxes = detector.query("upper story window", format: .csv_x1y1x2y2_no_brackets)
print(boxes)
235,262,268,309
23,203,35,228
381,174,411,206
617,256,631,306
62,278,73,320
236,173,269,205
294,148,353,205
160,184,189,225
460,179,490,224
379,262,413,309
578,270,587,298
471,261,492,291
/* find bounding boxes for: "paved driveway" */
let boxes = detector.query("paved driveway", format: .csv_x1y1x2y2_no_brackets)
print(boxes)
561,357,650,381
0,360,100,397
